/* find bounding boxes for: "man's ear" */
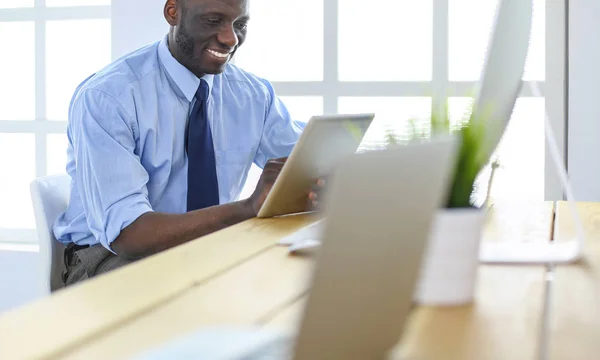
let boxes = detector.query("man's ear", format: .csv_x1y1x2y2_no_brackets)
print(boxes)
164,0,178,26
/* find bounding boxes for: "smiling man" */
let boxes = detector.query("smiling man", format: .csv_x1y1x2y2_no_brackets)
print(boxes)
53,0,315,285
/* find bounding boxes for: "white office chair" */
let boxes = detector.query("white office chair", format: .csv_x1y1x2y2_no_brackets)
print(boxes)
30,174,71,293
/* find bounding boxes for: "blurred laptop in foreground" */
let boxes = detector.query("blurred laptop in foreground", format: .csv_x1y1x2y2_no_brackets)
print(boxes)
134,135,459,360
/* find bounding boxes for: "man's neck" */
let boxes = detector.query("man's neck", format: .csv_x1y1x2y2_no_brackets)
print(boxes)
166,33,205,79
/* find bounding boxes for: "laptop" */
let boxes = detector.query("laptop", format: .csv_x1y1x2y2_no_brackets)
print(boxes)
256,113,374,218
133,136,459,360
288,136,459,359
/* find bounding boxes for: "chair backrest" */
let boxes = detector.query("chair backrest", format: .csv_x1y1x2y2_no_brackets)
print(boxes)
30,174,71,293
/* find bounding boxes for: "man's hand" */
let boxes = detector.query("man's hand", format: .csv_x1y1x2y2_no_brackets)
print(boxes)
247,157,288,215
307,177,327,211
246,157,328,216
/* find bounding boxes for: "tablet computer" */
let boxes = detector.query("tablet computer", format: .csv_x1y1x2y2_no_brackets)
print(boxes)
256,113,375,218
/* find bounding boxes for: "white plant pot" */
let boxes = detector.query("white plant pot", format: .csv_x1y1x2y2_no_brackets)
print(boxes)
414,207,486,306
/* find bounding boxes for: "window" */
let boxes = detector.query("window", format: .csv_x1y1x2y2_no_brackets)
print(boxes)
0,0,564,243
0,1,111,243
235,0,562,206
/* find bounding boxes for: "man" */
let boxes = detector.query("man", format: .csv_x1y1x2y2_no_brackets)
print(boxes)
53,0,320,285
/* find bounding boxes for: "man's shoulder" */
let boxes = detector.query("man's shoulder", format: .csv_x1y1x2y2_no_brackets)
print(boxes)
75,40,163,101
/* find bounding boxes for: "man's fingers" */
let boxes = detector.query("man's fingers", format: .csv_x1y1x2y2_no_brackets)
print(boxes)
306,176,327,212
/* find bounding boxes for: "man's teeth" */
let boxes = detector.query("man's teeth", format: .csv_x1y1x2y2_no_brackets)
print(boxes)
207,49,229,58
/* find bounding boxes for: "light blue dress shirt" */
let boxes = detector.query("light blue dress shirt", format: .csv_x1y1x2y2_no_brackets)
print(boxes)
53,35,304,251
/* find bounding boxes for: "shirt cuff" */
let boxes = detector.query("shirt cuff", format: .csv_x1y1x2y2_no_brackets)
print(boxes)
101,200,153,254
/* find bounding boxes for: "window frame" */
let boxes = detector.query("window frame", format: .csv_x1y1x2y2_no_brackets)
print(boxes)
0,0,110,244
260,0,566,201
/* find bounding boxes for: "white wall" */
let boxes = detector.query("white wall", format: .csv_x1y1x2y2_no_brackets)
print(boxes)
111,0,169,61
568,0,600,201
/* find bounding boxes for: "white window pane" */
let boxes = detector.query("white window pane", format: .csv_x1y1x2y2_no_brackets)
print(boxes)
448,0,496,81
47,134,68,176
0,22,35,121
523,0,545,81
46,19,111,121
338,97,432,149
339,0,433,81
240,96,323,200
0,0,33,8
279,96,323,123
0,134,35,229
449,0,545,81
46,0,110,6
234,0,323,81
449,97,545,205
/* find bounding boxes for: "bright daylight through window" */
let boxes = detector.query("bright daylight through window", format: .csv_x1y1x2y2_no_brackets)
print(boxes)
0,0,561,244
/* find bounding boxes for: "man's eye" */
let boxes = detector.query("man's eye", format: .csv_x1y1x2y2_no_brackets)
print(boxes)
205,18,221,26
234,22,248,31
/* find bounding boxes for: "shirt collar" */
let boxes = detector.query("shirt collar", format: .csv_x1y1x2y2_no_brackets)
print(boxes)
158,35,214,103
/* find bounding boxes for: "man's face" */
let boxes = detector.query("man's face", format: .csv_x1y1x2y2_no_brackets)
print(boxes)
167,0,249,76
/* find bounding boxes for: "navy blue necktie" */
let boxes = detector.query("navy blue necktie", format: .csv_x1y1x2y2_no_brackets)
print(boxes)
186,79,219,211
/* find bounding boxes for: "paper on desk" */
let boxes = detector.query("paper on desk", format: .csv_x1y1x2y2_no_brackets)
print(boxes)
278,219,326,246
130,326,288,360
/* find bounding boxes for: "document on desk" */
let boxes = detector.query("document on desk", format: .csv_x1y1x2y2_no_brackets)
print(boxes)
278,219,326,254
131,326,290,360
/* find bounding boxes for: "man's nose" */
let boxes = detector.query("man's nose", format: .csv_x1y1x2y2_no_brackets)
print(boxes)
218,25,239,48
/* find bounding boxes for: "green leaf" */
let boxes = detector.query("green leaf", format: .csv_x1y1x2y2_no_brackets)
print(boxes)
382,93,498,209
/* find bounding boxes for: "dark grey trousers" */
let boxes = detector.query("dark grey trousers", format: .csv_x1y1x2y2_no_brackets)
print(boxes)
63,243,137,286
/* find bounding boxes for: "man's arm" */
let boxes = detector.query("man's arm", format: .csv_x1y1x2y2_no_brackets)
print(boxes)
112,158,287,259
72,88,286,260
251,78,326,212
253,78,305,168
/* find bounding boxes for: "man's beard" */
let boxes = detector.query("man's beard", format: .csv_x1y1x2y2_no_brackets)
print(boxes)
174,22,209,77
175,22,195,59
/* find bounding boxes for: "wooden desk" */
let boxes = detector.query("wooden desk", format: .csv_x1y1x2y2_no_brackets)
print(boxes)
0,202,560,360
549,202,600,360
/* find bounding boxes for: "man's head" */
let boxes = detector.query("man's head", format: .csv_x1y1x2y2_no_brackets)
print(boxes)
164,0,249,78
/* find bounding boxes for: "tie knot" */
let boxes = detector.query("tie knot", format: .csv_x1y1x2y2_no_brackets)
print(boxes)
195,79,209,101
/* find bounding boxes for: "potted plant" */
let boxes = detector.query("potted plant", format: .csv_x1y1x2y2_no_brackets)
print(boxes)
384,100,500,306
